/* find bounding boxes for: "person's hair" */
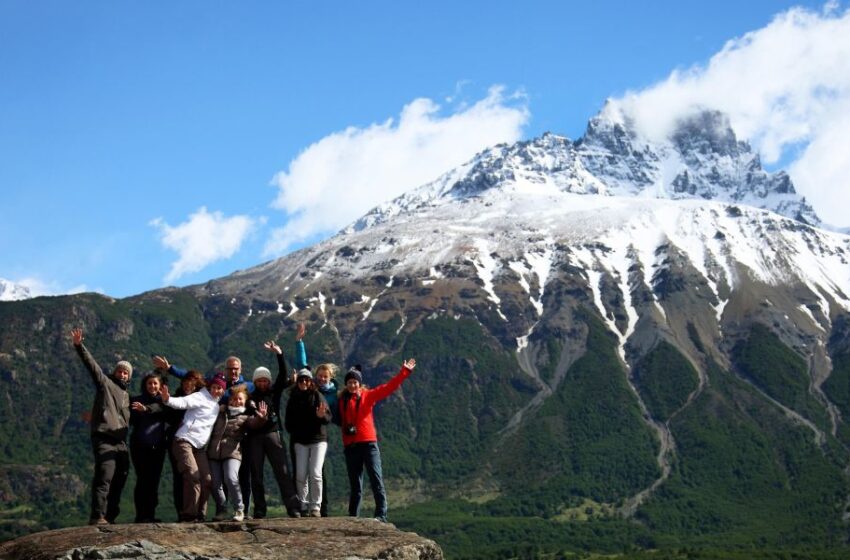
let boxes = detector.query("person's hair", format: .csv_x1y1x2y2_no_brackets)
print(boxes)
229,384,249,403
183,370,206,392
290,376,317,394
339,381,368,398
315,363,337,379
225,356,241,367
142,372,163,388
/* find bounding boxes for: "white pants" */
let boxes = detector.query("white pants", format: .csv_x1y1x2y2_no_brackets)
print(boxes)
294,442,327,511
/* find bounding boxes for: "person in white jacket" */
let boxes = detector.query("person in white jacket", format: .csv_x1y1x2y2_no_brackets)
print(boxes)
162,372,226,522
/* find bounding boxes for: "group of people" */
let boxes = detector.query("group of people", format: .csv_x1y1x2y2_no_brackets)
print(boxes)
70,324,416,526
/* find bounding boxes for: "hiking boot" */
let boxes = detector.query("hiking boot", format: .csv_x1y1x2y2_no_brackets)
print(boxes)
308,508,321,518
89,516,109,526
232,509,244,522
287,509,301,518
212,511,228,522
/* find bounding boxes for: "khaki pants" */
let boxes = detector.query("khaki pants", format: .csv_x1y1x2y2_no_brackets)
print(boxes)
171,438,211,521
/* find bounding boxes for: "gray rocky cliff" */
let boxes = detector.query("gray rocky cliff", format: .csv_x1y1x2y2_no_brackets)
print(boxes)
0,518,443,560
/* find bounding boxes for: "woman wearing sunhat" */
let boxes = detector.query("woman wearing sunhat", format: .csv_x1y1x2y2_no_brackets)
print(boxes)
339,358,416,522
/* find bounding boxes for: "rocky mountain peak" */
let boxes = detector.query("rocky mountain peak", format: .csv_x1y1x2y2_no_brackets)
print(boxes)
579,102,643,156
443,132,576,199
0,278,32,301
350,103,819,233
670,109,744,158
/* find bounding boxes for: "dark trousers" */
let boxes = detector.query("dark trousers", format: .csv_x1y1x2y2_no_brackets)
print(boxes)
344,441,386,521
129,442,166,522
320,465,329,517
91,437,130,523
239,437,252,513
168,447,183,520
248,431,299,517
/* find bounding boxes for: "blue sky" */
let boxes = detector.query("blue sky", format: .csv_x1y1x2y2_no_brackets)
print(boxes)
1,0,845,298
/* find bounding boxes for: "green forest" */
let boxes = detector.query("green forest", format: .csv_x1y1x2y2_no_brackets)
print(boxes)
1,293,849,560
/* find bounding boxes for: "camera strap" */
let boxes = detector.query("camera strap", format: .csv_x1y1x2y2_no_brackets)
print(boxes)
342,392,362,427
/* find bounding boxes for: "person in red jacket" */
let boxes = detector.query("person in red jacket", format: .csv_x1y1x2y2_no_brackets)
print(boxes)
338,358,416,522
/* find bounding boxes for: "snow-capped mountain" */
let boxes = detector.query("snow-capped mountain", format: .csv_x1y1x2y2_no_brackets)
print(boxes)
0,278,32,301
5,105,850,544
185,106,850,526
349,106,819,232
181,105,850,527
214,107,846,347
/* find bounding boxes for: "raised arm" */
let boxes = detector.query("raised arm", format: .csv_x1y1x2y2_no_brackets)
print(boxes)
152,355,188,379
71,328,107,388
264,341,295,394
294,323,307,369
246,401,269,430
369,358,416,403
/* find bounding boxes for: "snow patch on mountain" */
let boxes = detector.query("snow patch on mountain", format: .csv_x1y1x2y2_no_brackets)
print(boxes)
0,279,32,302
472,238,507,321
350,107,819,235
225,106,850,354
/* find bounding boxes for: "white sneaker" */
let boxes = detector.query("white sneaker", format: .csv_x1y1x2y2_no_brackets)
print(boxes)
232,510,244,522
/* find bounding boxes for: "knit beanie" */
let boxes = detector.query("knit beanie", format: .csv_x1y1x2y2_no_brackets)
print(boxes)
114,360,133,378
253,367,272,383
344,365,363,384
209,373,227,390
297,368,313,380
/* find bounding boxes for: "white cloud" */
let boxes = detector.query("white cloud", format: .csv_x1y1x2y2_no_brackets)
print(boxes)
264,86,529,255
608,3,850,226
151,207,257,283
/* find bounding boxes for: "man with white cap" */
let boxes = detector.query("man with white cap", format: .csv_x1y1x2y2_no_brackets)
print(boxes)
246,324,304,518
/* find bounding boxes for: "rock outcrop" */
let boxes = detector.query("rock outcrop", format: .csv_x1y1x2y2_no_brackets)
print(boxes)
0,518,443,560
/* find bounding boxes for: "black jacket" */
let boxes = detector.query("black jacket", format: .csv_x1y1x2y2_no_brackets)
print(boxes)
129,392,170,449
285,388,330,444
249,353,293,435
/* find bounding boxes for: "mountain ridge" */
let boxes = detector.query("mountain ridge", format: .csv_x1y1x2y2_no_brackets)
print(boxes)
349,106,820,235
2,105,850,557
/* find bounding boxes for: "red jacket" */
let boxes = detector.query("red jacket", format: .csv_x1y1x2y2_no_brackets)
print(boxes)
339,365,411,447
